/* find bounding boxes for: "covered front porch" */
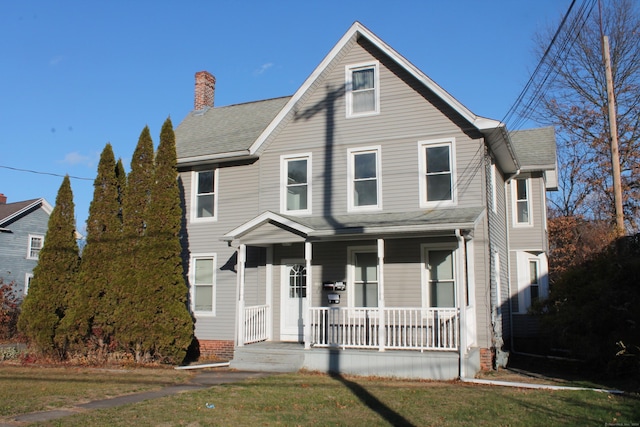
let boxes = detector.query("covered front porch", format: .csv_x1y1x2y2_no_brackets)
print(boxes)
224,210,482,379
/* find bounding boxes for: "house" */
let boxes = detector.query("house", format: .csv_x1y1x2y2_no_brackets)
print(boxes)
174,22,557,379
0,193,53,296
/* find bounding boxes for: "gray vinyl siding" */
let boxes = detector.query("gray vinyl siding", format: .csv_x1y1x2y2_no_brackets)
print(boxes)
507,174,547,251
257,39,486,217
0,206,49,296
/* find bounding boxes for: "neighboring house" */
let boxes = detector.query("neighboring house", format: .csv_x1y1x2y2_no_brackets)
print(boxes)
0,193,53,296
174,22,557,379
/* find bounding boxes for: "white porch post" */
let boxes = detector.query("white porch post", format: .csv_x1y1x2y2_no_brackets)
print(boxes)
377,238,386,352
266,246,273,341
456,231,468,378
237,244,246,347
304,241,312,349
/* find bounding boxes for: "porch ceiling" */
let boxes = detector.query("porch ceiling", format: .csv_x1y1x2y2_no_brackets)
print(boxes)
222,207,484,244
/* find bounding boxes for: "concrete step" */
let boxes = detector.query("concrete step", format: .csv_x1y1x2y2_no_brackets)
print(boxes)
230,345,304,373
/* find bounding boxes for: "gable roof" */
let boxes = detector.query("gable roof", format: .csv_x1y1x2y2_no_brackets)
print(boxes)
176,21,520,172
0,198,53,229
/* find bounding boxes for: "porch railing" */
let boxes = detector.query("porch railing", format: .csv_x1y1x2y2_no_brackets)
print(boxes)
243,304,270,344
309,307,458,351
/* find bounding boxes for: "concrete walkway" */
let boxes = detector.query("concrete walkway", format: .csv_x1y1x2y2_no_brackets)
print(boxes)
0,369,273,426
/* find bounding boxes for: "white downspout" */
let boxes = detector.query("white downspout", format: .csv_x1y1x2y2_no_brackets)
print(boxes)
455,229,467,379
237,244,246,347
504,170,520,355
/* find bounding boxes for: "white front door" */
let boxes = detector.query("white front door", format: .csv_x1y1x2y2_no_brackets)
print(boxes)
280,261,307,341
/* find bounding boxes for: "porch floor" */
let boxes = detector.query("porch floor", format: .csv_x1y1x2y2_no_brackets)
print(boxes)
230,341,477,380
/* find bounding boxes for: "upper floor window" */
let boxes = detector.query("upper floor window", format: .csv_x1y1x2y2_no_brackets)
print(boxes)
346,62,379,117
513,178,531,226
192,170,218,222
191,255,216,315
27,234,44,259
490,162,498,214
419,138,456,207
281,154,311,215
348,146,381,211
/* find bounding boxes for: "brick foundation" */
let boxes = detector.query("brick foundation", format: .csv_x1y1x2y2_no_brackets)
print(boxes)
198,339,235,361
479,347,494,371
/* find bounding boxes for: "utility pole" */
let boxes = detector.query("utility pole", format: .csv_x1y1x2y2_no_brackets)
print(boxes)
599,0,625,236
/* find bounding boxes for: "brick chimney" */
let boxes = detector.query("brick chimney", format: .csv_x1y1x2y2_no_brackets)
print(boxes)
194,71,216,110
0,194,6,204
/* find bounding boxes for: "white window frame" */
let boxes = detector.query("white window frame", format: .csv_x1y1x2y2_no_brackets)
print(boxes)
347,246,379,309
190,169,219,223
418,138,457,208
512,177,533,227
27,234,44,260
529,259,540,305
189,253,217,316
515,251,549,313
345,62,380,118
24,273,33,295
347,146,382,212
280,153,312,215
421,243,458,309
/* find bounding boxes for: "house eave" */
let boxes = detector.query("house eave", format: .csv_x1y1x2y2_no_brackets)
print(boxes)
178,150,257,167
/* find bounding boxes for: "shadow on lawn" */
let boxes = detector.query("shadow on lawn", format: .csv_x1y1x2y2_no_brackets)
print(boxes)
329,372,416,427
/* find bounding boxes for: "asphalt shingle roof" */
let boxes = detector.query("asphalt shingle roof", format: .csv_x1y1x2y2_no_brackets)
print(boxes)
175,96,292,160
0,199,41,226
509,127,556,169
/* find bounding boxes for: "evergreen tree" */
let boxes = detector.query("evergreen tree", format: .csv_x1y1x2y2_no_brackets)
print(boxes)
115,126,156,362
18,176,80,358
63,144,123,357
143,117,194,363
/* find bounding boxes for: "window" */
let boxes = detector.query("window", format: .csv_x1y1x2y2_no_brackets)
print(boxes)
191,255,216,314
27,235,44,259
514,178,531,225
419,139,456,207
348,147,381,211
490,162,498,213
424,248,456,308
346,62,379,117
351,250,378,307
288,264,307,298
529,260,539,304
281,154,311,214
192,170,217,221
24,273,33,295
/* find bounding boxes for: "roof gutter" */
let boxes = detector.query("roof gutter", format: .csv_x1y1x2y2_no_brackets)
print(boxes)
178,150,257,167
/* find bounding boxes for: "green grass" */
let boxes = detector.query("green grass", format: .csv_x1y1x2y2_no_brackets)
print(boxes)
0,365,192,417
1,367,637,426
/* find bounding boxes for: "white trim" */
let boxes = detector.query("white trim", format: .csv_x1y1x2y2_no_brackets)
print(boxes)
418,138,457,208
345,61,380,118
514,251,549,313
24,273,33,295
347,146,382,212
490,162,498,214
190,169,219,223
223,211,314,241
26,234,44,260
189,253,217,317
421,243,458,309
511,177,533,227
280,152,312,215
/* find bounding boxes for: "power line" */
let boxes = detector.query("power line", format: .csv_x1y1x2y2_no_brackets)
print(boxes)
502,0,597,131
0,165,93,181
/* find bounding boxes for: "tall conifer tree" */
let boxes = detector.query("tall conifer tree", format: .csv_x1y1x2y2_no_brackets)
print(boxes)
63,144,123,356
18,176,80,358
143,117,194,363
115,126,156,362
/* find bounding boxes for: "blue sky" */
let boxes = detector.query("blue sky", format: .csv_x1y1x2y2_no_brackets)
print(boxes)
1,0,571,232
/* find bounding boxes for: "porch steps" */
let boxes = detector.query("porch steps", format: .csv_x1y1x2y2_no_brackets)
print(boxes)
230,342,305,373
